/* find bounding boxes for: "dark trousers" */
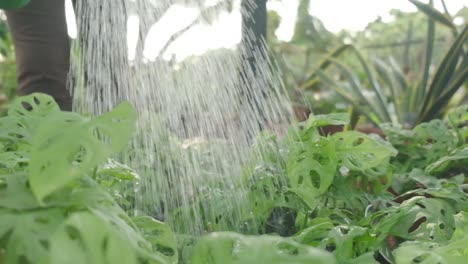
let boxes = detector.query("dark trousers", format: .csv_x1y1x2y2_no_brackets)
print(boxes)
5,0,72,111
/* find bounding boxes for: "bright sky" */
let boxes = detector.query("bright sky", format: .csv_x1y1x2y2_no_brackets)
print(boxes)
270,0,467,37
65,0,467,61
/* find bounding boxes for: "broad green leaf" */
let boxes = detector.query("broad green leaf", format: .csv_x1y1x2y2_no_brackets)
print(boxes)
29,101,137,202
293,219,335,246
191,232,336,264
98,159,140,181
0,173,39,209
451,211,468,241
332,131,397,175
0,208,65,264
133,216,179,264
321,225,378,263
0,94,60,148
425,146,468,174
446,105,468,142
287,137,337,208
382,120,458,172
0,93,171,264
394,228,468,264
0,152,28,170
376,197,457,243
48,212,140,264
0,0,30,9
305,113,349,129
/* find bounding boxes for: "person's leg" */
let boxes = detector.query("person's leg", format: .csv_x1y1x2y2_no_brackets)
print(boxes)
5,0,72,111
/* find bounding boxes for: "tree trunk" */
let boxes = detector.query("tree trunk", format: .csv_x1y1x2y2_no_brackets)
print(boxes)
239,0,268,129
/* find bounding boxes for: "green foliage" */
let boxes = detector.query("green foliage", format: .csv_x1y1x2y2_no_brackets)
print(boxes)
191,232,336,264
221,111,467,263
301,1,467,127
393,211,468,264
0,93,176,264
1,95,466,264
381,120,458,172
286,113,396,209
0,20,17,113
0,0,29,9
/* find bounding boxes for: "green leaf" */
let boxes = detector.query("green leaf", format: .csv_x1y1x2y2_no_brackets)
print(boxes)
408,0,456,30
419,3,435,107
418,25,467,123
191,232,336,264
315,70,379,125
0,94,60,149
382,120,458,172
446,105,468,143
305,113,349,130
0,0,30,9
293,219,335,246
97,159,140,181
376,197,457,243
28,101,137,202
300,44,352,90
322,225,378,263
332,131,397,175
48,212,139,264
287,137,338,208
0,173,39,209
425,146,468,175
133,216,179,264
0,208,66,264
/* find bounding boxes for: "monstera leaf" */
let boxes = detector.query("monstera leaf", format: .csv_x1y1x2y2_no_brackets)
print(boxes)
191,232,336,264
0,0,29,9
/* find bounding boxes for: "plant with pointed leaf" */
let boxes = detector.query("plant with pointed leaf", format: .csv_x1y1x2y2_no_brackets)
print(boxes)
301,0,467,127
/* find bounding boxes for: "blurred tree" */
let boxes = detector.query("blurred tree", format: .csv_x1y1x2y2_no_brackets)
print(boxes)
341,8,461,79
238,0,269,127
266,9,281,46
0,16,17,113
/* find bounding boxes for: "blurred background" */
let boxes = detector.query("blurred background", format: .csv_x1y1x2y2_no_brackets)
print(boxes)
1,0,467,128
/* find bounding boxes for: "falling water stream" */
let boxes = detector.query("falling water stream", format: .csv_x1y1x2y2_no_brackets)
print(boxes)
70,0,293,235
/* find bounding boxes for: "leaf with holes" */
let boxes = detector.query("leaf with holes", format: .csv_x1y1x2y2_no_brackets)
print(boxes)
0,95,60,161
332,131,396,175
133,216,178,264
293,219,335,247
1,94,60,146
394,233,468,264
385,120,459,172
97,159,140,181
287,137,338,208
0,173,39,210
321,225,379,263
47,212,140,264
304,113,349,132
446,105,468,143
377,197,457,243
29,101,136,202
191,232,336,264
0,208,65,264
425,146,468,175
0,152,28,171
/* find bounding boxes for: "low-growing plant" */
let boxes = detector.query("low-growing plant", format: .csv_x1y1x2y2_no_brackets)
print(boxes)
301,0,467,127
1,94,466,264
0,94,177,264
202,111,467,263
